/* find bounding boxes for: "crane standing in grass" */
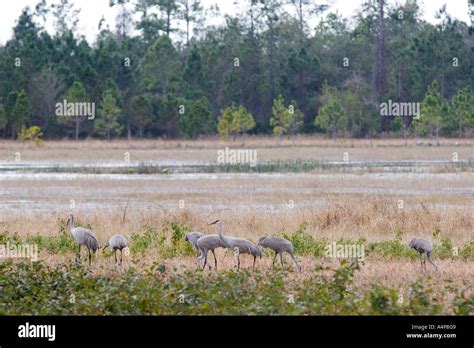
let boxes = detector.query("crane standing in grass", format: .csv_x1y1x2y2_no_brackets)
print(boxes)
196,234,225,270
103,234,127,265
257,236,301,272
408,237,438,272
210,220,262,270
66,214,99,266
185,231,206,266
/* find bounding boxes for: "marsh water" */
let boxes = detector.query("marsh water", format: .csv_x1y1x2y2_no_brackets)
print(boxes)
1,157,473,218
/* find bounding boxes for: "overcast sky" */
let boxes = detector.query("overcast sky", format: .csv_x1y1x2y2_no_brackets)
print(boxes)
0,0,471,45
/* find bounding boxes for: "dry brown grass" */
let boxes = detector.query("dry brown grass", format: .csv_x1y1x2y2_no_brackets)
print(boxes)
3,195,473,244
2,171,473,243
2,196,473,300
0,137,473,162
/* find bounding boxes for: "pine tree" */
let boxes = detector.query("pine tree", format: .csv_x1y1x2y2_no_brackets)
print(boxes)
417,80,444,145
95,90,122,140
63,81,89,140
130,95,153,138
314,83,346,138
179,97,214,139
218,104,255,140
0,104,7,137
11,89,32,138
451,87,473,138
269,95,303,137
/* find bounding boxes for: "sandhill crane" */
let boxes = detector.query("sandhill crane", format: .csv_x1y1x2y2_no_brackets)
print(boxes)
257,236,301,272
185,231,205,266
196,234,225,270
103,234,127,265
408,237,438,272
66,214,99,266
210,220,262,270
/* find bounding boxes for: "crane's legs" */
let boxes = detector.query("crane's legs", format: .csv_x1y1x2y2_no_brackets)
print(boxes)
114,250,117,265
88,249,92,267
237,255,240,271
253,255,256,270
202,251,211,271
280,253,284,267
120,249,123,265
272,251,278,268
211,250,218,270
76,245,81,263
420,254,426,272
196,250,202,269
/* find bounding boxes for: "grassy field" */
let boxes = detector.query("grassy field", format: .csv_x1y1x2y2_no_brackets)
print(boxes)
1,136,473,163
0,138,473,315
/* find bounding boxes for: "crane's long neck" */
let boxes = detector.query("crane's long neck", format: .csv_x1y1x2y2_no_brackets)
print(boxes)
218,222,232,248
69,216,75,233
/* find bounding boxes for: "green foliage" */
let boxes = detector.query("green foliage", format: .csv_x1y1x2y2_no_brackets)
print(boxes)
139,36,180,94
11,89,32,133
405,278,444,315
17,125,44,146
366,285,403,315
416,80,444,143
1,259,469,315
315,82,347,137
62,81,89,140
459,240,474,260
0,0,472,140
433,237,454,259
130,224,162,254
95,89,122,139
0,104,6,131
367,239,416,259
296,260,362,315
130,95,153,138
25,217,78,254
0,228,22,246
269,95,303,137
218,104,256,139
130,220,194,258
179,97,214,139
450,87,474,138
281,223,327,257
65,81,88,103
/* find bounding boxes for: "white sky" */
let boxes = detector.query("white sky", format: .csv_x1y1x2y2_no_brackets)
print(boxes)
0,0,471,45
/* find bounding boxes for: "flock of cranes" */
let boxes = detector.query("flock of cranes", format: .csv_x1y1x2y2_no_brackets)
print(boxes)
66,213,438,272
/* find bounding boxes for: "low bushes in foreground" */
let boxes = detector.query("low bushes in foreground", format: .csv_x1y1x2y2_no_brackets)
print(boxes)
0,260,471,315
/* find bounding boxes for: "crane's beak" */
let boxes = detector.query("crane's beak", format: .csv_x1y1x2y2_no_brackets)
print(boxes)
209,220,219,225
65,218,70,226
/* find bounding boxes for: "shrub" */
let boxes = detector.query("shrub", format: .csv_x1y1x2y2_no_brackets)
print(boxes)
0,260,470,315
281,223,327,257
17,126,44,146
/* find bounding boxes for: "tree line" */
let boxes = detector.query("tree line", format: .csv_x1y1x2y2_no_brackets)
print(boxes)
0,0,473,141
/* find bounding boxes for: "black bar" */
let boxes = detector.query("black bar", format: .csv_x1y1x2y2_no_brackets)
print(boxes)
1,316,472,346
